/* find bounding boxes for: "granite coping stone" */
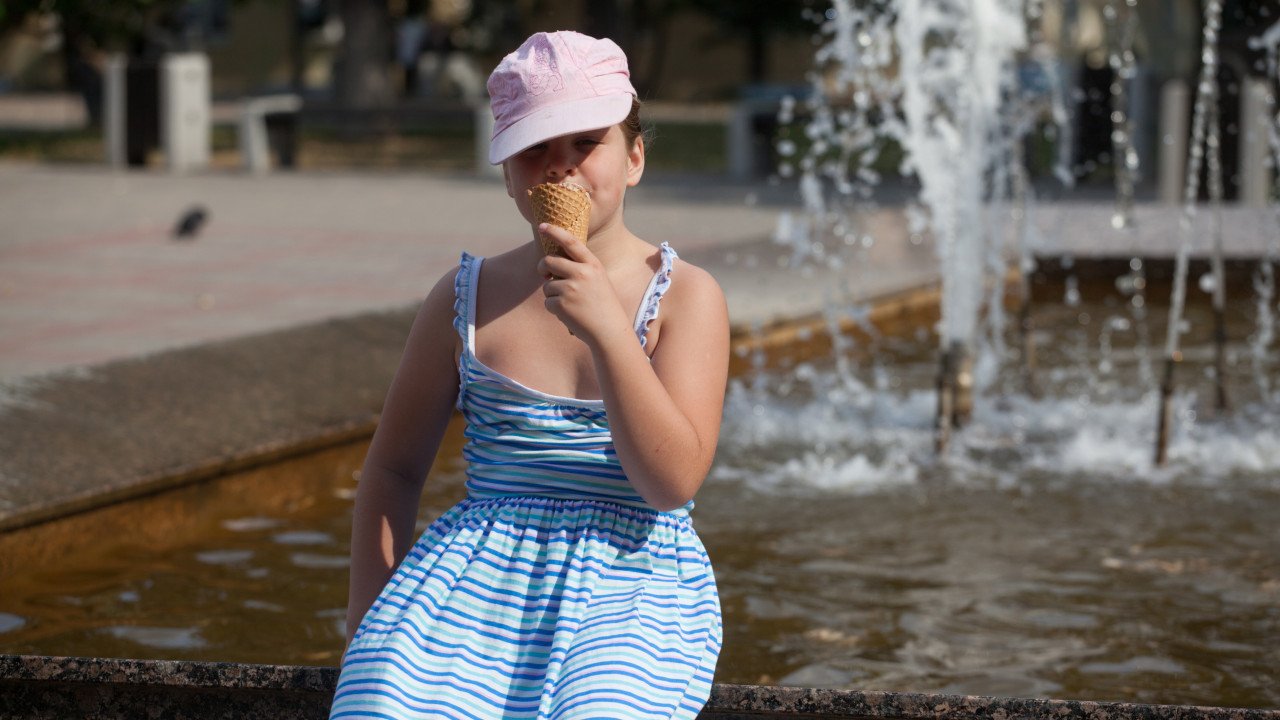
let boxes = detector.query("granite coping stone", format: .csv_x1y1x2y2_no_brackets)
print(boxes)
3,655,1278,720
0,308,417,535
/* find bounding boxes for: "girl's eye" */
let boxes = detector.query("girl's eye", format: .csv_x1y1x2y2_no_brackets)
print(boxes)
522,143,548,155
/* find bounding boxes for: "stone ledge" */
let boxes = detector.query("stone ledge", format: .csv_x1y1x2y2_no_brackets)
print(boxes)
0,308,416,534
3,655,1278,720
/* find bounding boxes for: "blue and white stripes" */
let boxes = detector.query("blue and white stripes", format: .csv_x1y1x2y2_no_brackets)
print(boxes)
331,246,721,719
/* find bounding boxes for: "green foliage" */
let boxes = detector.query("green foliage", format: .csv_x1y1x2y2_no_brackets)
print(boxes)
647,121,725,172
676,0,823,82
680,0,820,38
1,0,158,49
0,0,257,50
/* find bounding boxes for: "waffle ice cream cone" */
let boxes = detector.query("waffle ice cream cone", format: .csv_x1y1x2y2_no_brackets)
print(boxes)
528,183,591,256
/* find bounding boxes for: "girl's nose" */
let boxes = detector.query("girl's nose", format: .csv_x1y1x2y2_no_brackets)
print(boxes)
544,144,576,179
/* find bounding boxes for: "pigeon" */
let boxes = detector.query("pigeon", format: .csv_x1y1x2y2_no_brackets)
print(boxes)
172,206,208,240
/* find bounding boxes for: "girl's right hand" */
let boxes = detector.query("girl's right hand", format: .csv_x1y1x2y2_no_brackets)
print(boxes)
537,223,631,345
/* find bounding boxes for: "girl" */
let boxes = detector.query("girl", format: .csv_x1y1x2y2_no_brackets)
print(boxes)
330,31,729,719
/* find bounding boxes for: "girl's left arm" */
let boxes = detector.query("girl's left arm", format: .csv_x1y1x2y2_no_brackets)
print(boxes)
594,263,730,510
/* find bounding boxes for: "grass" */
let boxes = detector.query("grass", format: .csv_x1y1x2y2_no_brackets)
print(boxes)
0,128,108,163
646,122,727,172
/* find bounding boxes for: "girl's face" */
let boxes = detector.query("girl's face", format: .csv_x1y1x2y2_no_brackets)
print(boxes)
503,124,645,237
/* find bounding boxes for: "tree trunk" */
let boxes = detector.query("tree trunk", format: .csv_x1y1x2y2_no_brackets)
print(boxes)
60,18,104,127
336,0,393,111
583,0,621,44
746,23,766,84
634,2,671,99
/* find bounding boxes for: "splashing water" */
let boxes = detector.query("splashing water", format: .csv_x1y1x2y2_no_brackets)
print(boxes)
1165,0,1222,361
1106,0,1141,230
781,0,1030,352
740,0,1280,489
711,2,1280,700
718,311,1280,494
1247,18,1280,396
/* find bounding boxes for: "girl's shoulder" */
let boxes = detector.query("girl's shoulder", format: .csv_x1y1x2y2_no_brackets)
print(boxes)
413,262,466,340
662,254,728,329
668,255,725,304
426,262,465,308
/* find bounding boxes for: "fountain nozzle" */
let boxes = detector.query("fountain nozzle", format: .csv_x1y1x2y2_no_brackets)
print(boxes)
936,340,974,453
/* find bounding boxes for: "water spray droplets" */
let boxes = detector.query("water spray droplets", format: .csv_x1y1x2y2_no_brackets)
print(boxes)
778,95,797,125
749,0,1279,482
1064,276,1081,307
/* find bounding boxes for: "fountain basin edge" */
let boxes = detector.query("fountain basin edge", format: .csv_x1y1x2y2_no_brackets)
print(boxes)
2,655,1276,720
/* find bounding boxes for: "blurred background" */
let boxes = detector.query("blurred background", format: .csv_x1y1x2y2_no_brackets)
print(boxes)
0,0,1272,190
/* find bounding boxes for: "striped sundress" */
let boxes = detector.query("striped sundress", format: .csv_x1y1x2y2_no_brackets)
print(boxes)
331,243,722,719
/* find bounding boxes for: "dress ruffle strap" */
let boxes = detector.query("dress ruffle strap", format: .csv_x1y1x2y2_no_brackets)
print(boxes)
453,253,477,409
635,242,677,349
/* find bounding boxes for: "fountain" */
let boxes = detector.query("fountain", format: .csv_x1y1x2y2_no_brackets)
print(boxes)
2,0,1280,712
756,0,1278,467
711,0,1280,701
1156,0,1228,465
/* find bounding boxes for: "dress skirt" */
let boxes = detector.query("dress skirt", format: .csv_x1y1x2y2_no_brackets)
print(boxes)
330,495,722,720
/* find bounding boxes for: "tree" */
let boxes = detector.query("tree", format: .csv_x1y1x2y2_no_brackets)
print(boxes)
334,0,393,111
682,0,817,85
0,0,234,124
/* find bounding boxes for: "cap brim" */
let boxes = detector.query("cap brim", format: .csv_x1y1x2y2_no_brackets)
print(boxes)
488,93,634,165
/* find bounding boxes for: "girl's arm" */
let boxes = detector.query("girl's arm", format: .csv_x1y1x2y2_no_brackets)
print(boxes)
344,269,462,646
541,230,730,511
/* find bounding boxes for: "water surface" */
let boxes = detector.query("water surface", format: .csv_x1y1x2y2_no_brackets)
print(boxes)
2,291,1277,708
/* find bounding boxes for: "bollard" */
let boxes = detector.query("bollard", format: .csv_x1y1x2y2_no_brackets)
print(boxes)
103,54,127,169
160,53,211,173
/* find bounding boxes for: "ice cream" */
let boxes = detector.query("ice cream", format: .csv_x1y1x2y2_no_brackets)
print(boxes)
527,182,591,256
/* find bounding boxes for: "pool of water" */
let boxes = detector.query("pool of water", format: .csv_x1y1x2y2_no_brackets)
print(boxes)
1,288,1277,707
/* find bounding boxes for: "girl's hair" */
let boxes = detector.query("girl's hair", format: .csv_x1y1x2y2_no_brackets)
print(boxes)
620,97,651,149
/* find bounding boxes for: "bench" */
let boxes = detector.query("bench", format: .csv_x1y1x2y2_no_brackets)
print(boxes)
239,94,303,173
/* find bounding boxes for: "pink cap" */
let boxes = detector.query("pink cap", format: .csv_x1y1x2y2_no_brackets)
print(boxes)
487,31,637,165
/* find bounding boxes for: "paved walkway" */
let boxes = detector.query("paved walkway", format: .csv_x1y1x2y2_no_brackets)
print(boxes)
0,162,935,384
